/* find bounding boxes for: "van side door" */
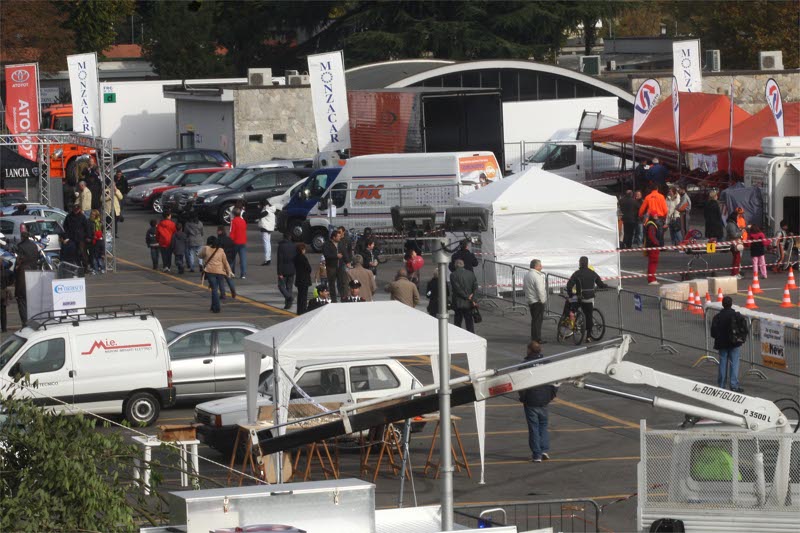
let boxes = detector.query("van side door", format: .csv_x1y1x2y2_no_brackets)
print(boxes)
7,337,73,412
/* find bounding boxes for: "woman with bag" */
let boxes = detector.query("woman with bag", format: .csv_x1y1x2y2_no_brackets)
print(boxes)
199,236,234,313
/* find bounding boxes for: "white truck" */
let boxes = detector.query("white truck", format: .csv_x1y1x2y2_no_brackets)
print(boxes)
744,136,800,235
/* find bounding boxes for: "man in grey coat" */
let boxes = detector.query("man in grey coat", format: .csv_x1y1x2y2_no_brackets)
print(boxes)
450,259,478,333
184,214,204,273
523,259,547,342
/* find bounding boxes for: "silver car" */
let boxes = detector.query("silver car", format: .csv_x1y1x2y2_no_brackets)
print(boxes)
165,321,261,399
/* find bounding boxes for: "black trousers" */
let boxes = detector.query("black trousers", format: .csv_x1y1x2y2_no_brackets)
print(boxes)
622,221,636,249
581,302,594,341
454,308,475,333
326,265,339,302
529,302,544,342
296,285,309,314
160,247,172,269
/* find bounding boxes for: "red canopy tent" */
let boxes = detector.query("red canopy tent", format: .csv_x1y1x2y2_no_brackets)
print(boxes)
591,92,751,151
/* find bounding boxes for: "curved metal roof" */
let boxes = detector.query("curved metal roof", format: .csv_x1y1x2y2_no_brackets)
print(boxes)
345,59,453,90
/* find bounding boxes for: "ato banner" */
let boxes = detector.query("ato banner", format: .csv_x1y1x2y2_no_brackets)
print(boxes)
765,78,785,137
633,79,661,137
4,63,40,162
307,51,351,152
672,40,702,93
67,53,100,135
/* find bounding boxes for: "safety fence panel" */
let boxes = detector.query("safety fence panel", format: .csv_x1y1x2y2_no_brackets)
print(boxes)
659,296,709,352
454,498,601,532
617,289,664,342
56,261,84,279
639,426,800,531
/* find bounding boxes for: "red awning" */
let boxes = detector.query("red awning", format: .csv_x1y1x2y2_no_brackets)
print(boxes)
592,92,751,151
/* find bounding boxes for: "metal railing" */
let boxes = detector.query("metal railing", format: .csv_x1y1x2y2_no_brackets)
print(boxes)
454,498,601,532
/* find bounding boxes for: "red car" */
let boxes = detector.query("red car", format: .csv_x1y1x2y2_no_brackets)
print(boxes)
127,167,227,213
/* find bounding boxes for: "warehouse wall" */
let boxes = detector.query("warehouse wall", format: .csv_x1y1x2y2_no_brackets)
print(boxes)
175,99,235,161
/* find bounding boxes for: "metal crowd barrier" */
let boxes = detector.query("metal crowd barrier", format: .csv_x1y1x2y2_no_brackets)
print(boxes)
454,498,601,532
56,261,84,279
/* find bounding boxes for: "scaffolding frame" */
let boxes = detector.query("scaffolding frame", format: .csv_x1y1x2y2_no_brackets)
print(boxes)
0,132,115,271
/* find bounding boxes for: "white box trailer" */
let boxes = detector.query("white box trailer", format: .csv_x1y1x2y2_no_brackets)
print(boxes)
744,136,800,235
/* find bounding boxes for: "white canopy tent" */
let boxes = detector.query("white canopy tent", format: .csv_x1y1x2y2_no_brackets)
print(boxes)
242,301,488,482
458,168,621,292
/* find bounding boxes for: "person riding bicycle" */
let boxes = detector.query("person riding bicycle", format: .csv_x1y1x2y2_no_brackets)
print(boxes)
566,256,608,343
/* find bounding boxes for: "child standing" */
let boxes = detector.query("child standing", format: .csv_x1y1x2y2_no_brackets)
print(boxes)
146,220,159,270
748,224,768,279
171,223,188,275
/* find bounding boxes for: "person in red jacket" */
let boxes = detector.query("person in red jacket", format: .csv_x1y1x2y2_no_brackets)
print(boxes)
229,208,248,279
156,212,177,272
644,215,661,285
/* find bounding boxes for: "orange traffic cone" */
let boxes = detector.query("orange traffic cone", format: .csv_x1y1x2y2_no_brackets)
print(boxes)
745,286,758,309
705,292,712,305
692,292,705,315
788,269,798,290
716,287,724,302
686,288,695,312
780,285,794,308
751,271,763,294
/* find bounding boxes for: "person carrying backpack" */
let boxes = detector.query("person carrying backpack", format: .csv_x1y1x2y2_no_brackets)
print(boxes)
710,296,748,392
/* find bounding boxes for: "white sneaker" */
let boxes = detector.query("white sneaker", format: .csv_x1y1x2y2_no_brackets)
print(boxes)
648,281,660,285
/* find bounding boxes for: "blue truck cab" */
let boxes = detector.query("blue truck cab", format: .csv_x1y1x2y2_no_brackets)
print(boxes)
279,167,342,250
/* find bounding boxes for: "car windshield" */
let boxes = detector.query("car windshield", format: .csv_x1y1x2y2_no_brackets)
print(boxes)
0,334,26,370
228,172,259,190
140,154,164,169
165,329,179,343
202,170,230,184
164,173,185,185
527,143,558,164
217,168,250,186
147,163,174,179
23,220,61,236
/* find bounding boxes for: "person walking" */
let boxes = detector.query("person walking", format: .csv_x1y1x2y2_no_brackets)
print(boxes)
704,189,724,240
666,187,682,245
322,230,343,302
386,268,420,308
748,225,768,279
644,215,662,285
64,204,91,271
145,219,160,270
520,341,557,462
294,243,312,314
14,231,38,327
348,254,377,301
638,183,668,238
523,259,547,342
156,212,177,272
215,226,237,299
425,269,449,317
449,240,479,272
307,284,331,312
710,296,747,392
362,238,380,276
171,223,188,275
619,190,638,249
184,215,204,273
725,212,743,278
114,169,129,196
337,226,353,299
566,256,608,340
277,233,296,310
450,259,479,332
258,199,276,265
198,236,234,314
229,208,248,279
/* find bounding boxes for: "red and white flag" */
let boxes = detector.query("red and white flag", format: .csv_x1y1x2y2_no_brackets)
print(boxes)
633,79,661,140
765,78,784,137
4,63,40,162
671,76,680,151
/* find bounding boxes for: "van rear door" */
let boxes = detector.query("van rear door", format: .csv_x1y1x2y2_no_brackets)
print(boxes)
4,335,74,411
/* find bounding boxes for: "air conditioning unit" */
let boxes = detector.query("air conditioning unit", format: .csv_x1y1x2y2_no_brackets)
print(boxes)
759,51,783,71
580,56,602,76
705,49,721,72
248,68,273,86
606,60,617,71
286,74,310,86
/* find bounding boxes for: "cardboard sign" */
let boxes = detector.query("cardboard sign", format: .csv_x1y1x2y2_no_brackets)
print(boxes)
760,319,786,369
52,278,87,314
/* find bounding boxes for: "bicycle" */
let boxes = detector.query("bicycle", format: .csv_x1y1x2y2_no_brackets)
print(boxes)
556,289,606,345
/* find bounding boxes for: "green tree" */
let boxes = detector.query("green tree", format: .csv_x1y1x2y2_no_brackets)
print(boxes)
62,0,135,56
0,0,75,72
141,0,232,79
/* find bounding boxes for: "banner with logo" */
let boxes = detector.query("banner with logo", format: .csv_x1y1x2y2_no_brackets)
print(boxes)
672,40,702,92
671,76,680,151
67,53,100,135
765,78,785,137
4,63,40,162
633,79,661,138
760,319,786,369
52,278,87,314
307,51,351,152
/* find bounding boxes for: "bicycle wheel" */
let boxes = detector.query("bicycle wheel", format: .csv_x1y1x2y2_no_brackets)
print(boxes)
573,310,586,345
591,308,606,341
556,316,572,344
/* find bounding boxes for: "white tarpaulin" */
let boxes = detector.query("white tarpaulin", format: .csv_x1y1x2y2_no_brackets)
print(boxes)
307,50,351,152
243,301,488,481
67,53,100,135
458,168,621,285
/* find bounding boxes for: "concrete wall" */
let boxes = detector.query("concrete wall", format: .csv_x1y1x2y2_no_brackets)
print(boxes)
233,87,317,165
630,71,799,114
175,99,235,160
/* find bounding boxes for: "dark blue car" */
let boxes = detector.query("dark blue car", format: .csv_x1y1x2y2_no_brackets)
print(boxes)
122,149,232,179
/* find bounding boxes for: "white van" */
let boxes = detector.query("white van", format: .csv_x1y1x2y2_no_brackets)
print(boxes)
0,306,175,426
279,151,501,251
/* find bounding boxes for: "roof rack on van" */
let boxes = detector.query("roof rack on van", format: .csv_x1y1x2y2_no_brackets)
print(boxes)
27,304,155,331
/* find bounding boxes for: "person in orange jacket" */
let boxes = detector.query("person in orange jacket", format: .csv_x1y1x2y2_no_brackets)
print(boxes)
156,211,177,272
639,184,668,246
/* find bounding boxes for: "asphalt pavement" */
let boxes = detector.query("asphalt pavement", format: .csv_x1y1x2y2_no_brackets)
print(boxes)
3,206,798,532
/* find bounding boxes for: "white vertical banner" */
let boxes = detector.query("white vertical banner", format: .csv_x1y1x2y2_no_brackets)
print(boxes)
633,79,661,138
672,40,702,92
671,76,680,151
765,78,785,137
307,51,351,152
66,52,100,135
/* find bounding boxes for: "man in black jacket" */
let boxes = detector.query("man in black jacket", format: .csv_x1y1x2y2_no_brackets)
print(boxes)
449,240,479,272
276,233,297,309
619,190,639,249
566,256,608,343
15,232,39,326
710,296,745,392
63,204,91,271
520,342,557,462
322,230,342,302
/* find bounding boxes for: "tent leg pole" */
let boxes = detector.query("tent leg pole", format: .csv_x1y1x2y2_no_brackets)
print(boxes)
434,239,453,531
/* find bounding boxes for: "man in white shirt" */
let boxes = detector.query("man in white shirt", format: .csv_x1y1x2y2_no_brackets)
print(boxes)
258,199,277,265
523,259,547,342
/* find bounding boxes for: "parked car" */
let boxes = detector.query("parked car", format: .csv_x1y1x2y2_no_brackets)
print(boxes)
126,161,217,189
193,168,311,224
0,190,27,207
123,149,232,179
127,167,226,213
194,357,420,457
113,154,156,173
0,216,63,254
0,204,66,226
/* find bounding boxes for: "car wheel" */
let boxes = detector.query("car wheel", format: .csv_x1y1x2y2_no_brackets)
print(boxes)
311,228,328,253
151,195,163,214
288,219,306,242
220,203,235,225
124,391,160,426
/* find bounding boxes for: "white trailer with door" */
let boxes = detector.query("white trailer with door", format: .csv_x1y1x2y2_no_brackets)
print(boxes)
744,136,800,235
